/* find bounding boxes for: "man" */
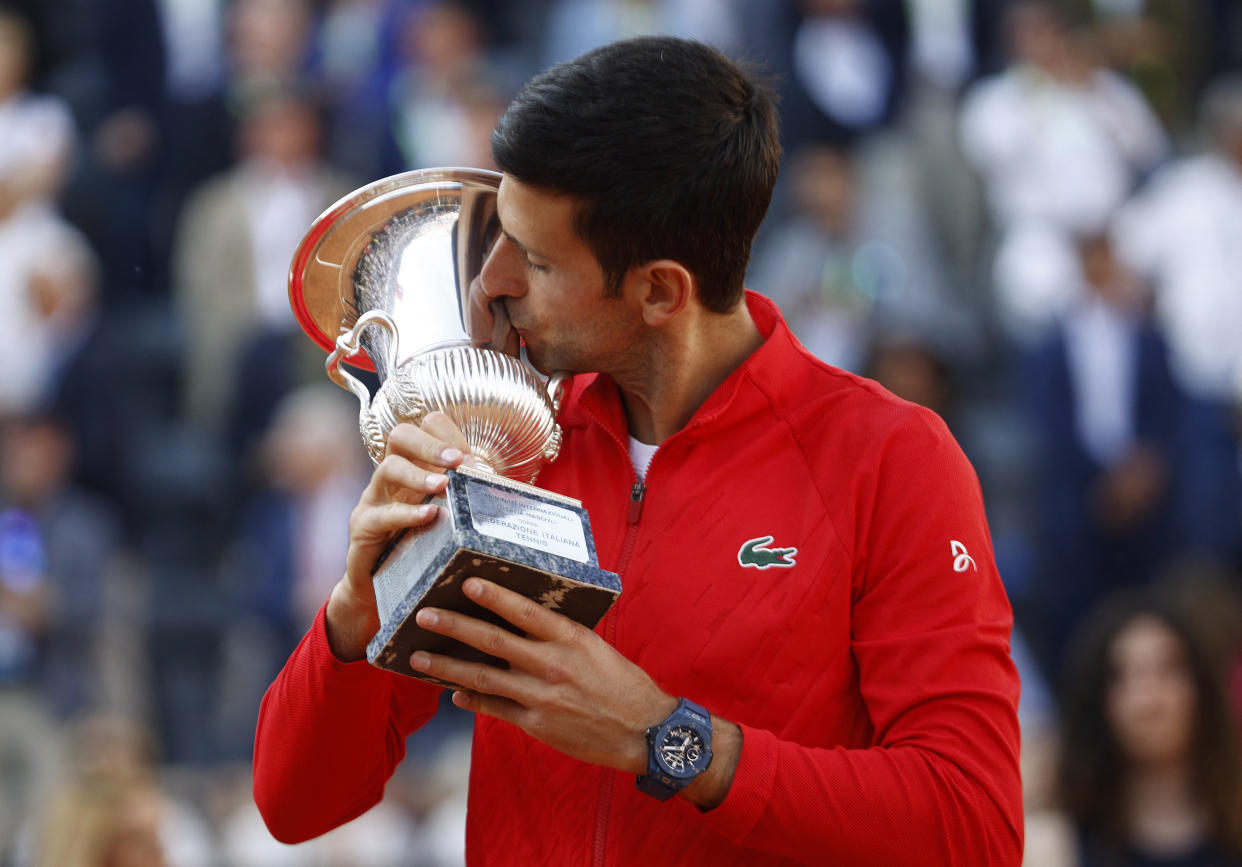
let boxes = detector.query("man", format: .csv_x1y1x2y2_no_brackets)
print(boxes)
254,36,1022,865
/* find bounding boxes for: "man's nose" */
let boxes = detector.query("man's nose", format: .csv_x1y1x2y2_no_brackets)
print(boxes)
478,234,527,300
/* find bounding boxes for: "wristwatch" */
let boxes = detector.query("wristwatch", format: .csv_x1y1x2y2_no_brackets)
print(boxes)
636,698,714,801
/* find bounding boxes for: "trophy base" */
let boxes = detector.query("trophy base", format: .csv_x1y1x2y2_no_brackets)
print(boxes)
366,466,621,685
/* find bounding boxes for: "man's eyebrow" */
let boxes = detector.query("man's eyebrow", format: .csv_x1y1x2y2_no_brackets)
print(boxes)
503,230,546,260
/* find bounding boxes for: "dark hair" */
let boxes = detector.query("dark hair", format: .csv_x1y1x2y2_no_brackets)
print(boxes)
1056,585,1242,859
490,36,781,313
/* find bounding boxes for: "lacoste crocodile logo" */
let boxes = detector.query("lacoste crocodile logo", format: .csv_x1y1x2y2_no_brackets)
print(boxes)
738,536,798,569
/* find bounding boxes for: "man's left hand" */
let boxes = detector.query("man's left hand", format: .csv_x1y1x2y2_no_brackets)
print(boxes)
410,576,676,775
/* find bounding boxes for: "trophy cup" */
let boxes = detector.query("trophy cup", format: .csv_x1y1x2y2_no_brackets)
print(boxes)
288,167,621,685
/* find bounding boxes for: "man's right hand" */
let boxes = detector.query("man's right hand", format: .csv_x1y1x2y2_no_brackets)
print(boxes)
325,412,474,662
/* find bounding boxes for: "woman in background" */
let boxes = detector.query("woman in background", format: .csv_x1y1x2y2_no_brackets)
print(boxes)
1027,583,1242,866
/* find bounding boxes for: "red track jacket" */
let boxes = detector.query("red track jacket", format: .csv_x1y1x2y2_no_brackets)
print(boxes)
254,292,1023,865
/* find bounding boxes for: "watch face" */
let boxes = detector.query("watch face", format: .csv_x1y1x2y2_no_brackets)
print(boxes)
657,724,706,776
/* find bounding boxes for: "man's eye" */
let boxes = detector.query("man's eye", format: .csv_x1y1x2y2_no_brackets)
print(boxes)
524,258,549,273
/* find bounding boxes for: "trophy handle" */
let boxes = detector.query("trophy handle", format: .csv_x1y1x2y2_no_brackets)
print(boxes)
546,370,571,416
326,310,400,405
541,370,571,464
327,311,407,463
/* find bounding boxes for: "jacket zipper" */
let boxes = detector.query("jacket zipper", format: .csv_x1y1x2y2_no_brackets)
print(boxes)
592,435,648,867
627,481,646,524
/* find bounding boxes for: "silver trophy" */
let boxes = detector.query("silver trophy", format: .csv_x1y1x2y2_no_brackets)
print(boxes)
288,167,621,684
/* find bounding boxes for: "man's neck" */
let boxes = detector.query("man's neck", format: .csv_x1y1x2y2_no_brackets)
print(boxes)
617,300,763,445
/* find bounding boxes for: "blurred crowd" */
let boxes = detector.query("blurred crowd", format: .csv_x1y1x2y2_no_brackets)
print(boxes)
0,0,1240,865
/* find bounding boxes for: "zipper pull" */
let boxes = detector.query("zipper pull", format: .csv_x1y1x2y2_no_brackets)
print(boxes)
628,481,646,524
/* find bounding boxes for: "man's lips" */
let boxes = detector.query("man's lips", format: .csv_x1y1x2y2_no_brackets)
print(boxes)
501,302,527,339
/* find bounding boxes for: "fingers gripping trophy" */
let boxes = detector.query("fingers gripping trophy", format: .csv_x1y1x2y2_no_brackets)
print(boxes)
288,168,621,685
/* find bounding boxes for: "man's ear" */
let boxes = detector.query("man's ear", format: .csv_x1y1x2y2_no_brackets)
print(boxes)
633,259,694,326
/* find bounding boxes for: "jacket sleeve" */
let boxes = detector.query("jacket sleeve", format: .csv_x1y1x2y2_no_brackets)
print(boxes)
252,604,443,843
696,407,1024,865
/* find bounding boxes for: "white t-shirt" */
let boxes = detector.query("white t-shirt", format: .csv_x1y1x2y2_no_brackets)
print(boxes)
628,436,658,481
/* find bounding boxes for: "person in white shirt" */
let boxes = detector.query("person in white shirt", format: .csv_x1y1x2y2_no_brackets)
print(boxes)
1111,74,1242,564
958,1,1168,345
0,10,81,417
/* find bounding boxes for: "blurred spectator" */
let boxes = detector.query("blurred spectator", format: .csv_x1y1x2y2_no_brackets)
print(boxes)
1159,561,1242,712
735,0,907,153
30,775,170,867
45,0,233,305
30,222,101,406
1024,584,1242,866
141,81,351,761
863,334,954,420
1012,621,1061,817
1054,0,1242,136
0,213,93,417
0,413,125,855
539,0,744,69
0,413,125,716
130,424,236,767
214,728,471,865
389,1,506,171
20,713,216,867
905,0,1008,92
1065,0,1205,135
251,384,368,631
0,490,63,857
748,142,969,372
0,9,75,221
410,731,472,867
0,9,82,416
219,790,423,867
227,0,314,108
1112,73,1242,405
155,0,225,106
963,1,1169,233
899,0,999,291
149,0,236,292
214,384,368,759
959,1,1168,345
63,0,167,303
1113,74,1242,564
34,214,151,515
312,0,415,179
783,0,909,146
1019,232,1181,679
172,88,356,440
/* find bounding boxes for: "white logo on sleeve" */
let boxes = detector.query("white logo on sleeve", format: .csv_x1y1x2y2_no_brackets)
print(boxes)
950,540,977,572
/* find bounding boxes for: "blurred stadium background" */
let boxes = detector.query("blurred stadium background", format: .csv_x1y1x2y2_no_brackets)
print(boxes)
0,1,1240,865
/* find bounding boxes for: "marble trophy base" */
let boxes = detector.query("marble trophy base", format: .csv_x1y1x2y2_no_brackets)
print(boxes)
366,465,622,685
